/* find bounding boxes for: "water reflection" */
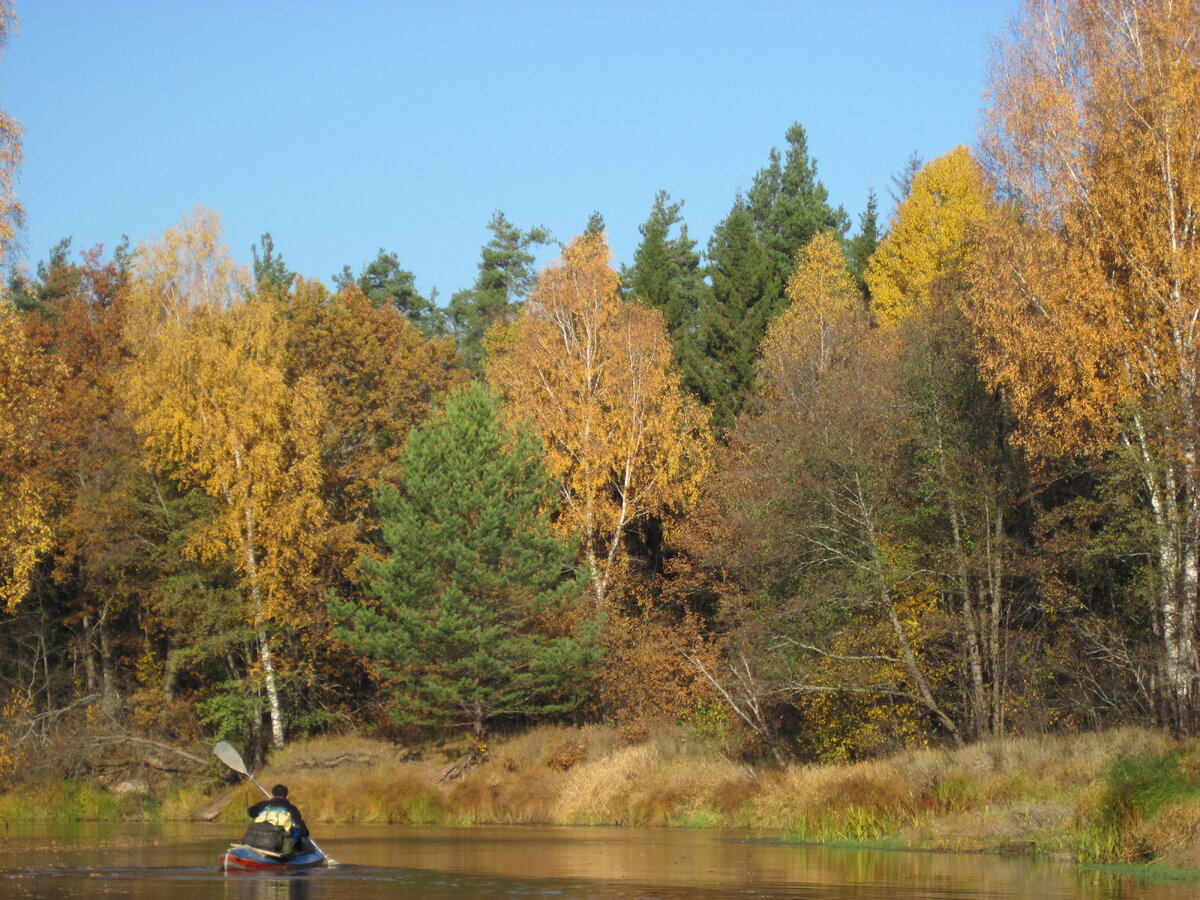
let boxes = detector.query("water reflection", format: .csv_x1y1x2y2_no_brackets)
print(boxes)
0,822,1197,899
222,873,313,900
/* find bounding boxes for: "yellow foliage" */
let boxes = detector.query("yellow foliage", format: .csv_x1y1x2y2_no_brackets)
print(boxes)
485,233,712,607
797,584,946,761
122,207,329,622
972,2,1200,462
759,230,867,403
0,301,62,612
0,2,21,269
866,146,989,327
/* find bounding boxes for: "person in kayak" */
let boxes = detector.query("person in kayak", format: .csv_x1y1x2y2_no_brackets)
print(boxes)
245,784,310,855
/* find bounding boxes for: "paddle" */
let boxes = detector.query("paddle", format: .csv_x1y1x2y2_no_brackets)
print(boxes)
212,741,334,865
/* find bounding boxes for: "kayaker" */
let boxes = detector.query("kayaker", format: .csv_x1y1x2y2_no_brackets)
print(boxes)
247,783,310,852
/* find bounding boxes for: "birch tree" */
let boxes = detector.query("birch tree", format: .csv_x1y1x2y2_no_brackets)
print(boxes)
0,300,60,612
123,208,327,748
485,233,711,609
973,0,1200,728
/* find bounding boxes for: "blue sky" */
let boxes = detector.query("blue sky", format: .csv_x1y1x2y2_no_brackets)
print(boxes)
7,1,1018,301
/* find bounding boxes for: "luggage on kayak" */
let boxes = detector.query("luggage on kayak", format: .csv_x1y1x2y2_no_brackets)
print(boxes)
240,819,293,855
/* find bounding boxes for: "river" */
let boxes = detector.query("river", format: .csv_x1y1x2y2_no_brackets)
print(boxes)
0,822,1193,899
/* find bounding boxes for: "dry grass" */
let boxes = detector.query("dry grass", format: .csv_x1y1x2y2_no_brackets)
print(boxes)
13,722,1190,872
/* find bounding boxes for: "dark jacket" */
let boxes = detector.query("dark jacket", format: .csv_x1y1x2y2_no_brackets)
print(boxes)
247,797,310,837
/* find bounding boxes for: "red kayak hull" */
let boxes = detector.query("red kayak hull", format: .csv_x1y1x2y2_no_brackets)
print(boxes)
220,844,327,871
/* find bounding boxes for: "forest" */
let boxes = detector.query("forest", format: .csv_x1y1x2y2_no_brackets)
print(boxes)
3,0,1200,784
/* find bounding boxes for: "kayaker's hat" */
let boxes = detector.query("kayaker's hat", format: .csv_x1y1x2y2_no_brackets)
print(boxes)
271,784,288,798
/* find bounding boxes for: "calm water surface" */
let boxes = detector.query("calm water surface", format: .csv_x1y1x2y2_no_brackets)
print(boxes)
0,822,1193,899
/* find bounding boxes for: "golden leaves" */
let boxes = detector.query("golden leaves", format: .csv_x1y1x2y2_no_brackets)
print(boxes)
760,231,867,405
866,146,989,328
485,233,711,607
0,300,63,611
122,209,328,623
0,0,21,272
973,0,1200,462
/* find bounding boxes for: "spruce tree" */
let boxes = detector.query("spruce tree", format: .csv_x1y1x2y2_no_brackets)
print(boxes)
747,122,850,285
697,198,778,434
846,189,880,298
329,383,600,737
626,191,707,398
449,211,551,371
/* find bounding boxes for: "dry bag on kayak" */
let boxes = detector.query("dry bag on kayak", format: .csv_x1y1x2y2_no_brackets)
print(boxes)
241,820,288,853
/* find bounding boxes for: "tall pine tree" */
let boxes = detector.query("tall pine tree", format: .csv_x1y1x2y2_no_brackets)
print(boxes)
626,191,706,398
696,198,777,434
449,211,550,372
329,383,600,738
747,122,849,286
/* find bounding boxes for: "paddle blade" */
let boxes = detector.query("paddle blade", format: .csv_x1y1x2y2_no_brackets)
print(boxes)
213,741,249,776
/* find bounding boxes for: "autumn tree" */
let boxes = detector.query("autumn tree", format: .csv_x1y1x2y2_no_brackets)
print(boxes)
16,243,148,717
760,241,961,752
867,146,989,326
0,300,61,613
330,383,600,738
278,276,465,583
485,233,711,609
973,0,1200,729
123,208,328,748
691,236,972,758
0,1,21,273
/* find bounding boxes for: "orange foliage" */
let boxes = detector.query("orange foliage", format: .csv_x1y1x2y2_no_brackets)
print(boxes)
485,233,711,608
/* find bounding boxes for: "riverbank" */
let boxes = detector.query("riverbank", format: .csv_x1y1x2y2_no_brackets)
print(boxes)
3,726,1200,875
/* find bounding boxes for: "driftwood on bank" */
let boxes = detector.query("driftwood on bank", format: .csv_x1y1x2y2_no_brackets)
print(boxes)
193,785,240,822
435,752,482,783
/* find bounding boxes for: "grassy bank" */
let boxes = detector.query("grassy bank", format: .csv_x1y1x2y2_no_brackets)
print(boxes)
4,726,1200,873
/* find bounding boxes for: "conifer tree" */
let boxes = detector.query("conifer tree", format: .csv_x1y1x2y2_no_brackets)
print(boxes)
251,233,294,292
330,383,600,737
696,199,777,434
627,191,707,398
449,211,551,372
747,122,849,285
334,249,443,336
847,189,880,298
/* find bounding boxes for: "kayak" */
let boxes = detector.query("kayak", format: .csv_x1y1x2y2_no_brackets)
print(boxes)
219,840,327,871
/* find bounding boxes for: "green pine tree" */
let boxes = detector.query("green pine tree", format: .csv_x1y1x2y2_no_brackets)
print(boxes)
449,211,551,371
250,233,294,292
697,198,778,434
747,122,850,285
583,210,606,237
334,249,445,336
846,189,880,298
329,382,600,738
626,191,707,399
